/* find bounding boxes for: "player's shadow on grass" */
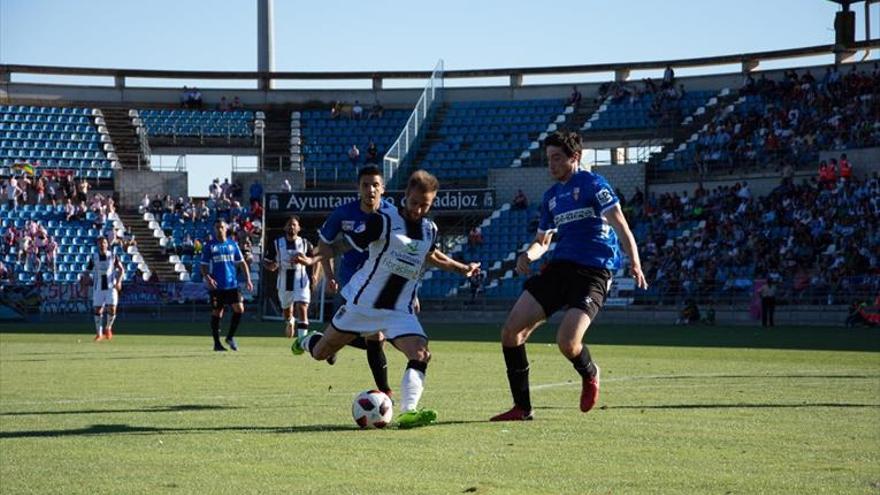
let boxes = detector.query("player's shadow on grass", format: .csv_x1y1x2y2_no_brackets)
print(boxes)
0,404,241,417
600,402,880,410
0,423,364,439
7,354,210,363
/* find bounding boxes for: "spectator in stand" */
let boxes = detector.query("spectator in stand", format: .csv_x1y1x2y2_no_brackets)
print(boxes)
348,144,361,167
839,153,852,182
231,96,243,110
1,226,16,256
249,180,263,205
165,235,179,256
567,85,582,108
76,178,89,203
181,234,195,255
468,226,483,246
195,200,210,221
365,140,379,164
249,199,263,221
64,198,76,222
46,177,58,207
512,189,528,210
367,99,384,120
4,176,22,209
662,65,675,88
45,235,57,272
469,271,485,302
331,100,343,119
139,194,151,214
352,100,364,120
221,178,232,199
193,238,203,256
0,261,9,284
34,177,46,205
93,208,107,231
62,175,75,201
218,96,230,112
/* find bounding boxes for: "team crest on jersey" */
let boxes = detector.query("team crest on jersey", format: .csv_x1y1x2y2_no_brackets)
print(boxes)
405,240,420,254
596,188,614,206
342,220,355,232
354,222,367,233
573,187,580,201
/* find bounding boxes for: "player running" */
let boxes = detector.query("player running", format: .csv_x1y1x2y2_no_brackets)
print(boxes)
200,220,254,352
490,131,648,421
296,170,481,428
81,236,124,341
292,165,396,394
263,215,320,339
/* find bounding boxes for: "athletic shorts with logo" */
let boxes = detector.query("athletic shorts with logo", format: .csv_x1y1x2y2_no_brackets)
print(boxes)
210,288,243,310
331,303,426,341
278,287,310,307
524,260,612,319
93,289,119,308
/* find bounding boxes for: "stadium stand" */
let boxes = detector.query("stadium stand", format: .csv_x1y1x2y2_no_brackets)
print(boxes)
298,108,409,184
135,109,257,138
0,105,117,179
584,86,718,132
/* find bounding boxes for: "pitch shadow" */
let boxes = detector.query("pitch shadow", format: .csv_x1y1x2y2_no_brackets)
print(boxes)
0,422,362,439
0,404,241,417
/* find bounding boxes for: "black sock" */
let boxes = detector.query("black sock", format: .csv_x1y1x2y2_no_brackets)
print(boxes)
406,359,428,373
228,312,242,338
210,315,221,344
346,336,368,350
569,346,597,379
502,344,531,411
366,340,390,393
295,322,309,334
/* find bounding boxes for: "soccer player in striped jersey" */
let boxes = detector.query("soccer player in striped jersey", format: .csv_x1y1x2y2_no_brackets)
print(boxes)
490,131,649,421
200,220,254,352
297,170,481,428
81,236,124,341
263,215,320,339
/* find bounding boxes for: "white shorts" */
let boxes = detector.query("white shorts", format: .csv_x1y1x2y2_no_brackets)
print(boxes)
331,303,426,341
278,288,310,308
93,289,119,308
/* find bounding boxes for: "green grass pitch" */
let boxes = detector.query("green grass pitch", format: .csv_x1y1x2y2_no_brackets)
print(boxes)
1,321,878,494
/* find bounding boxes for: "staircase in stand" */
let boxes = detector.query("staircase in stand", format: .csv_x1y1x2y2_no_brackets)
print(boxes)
262,107,293,172
118,210,178,282
101,107,146,170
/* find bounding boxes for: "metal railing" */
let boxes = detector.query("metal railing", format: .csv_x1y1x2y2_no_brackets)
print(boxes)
382,59,443,185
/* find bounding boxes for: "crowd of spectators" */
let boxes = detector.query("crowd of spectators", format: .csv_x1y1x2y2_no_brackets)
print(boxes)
625,168,880,305
693,63,880,176
331,98,384,120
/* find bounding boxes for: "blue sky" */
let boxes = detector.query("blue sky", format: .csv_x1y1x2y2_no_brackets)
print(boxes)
1,0,876,194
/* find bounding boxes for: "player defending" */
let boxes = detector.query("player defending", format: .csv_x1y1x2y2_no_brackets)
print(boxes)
293,165,396,395
490,131,648,421
297,170,480,428
263,215,319,339
200,220,254,352
81,236,124,341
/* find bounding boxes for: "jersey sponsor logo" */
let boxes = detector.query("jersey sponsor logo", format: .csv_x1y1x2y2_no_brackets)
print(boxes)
554,207,597,226
213,254,237,262
596,188,614,206
548,197,557,211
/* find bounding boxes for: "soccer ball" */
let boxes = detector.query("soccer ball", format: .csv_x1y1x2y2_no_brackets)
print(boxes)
351,390,393,429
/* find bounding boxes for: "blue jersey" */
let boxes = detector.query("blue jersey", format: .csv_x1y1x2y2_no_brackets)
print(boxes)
200,239,243,290
318,198,396,286
538,170,621,270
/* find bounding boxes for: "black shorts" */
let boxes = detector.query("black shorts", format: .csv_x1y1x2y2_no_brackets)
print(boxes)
210,288,243,310
523,261,613,320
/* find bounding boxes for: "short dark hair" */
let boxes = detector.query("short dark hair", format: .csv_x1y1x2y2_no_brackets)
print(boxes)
357,165,383,182
286,215,301,227
544,130,582,158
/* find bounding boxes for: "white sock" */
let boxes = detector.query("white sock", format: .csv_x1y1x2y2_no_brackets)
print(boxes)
400,367,425,413
302,332,322,356
105,314,116,331
94,315,104,336
294,319,307,340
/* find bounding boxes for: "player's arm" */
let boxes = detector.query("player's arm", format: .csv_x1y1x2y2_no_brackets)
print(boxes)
427,249,481,277
308,244,322,288
516,230,553,276
233,244,253,292
200,251,217,290
603,203,648,290
114,257,125,290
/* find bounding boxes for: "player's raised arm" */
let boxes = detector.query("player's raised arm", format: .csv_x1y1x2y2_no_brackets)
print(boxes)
602,203,648,290
516,230,554,276
427,249,481,278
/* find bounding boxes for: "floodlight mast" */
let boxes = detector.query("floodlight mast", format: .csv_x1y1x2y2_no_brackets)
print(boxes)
257,0,275,90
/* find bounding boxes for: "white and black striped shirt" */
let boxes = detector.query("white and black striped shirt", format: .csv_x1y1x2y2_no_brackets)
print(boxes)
341,208,438,313
265,236,313,292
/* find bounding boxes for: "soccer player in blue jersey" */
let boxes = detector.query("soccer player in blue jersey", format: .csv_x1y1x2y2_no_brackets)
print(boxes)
200,220,254,352
293,165,396,393
490,131,648,421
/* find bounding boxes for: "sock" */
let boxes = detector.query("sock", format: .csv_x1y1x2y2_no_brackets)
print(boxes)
228,312,242,338
302,332,323,357
502,344,532,411
295,321,309,340
346,336,368,350
366,339,390,393
400,360,427,412
94,314,104,336
568,346,597,379
105,313,116,331
210,315,221,344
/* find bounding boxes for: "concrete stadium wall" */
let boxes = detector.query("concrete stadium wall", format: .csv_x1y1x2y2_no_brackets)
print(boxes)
232,170,305,196
591,163,646,200
115,170,187,206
